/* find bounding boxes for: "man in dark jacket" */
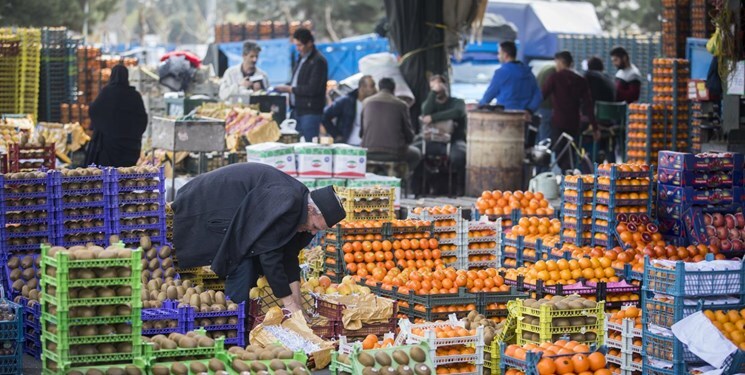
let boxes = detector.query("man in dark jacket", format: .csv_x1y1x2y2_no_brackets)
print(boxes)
172,163,346,311
276,28,328,142
584,57,616,103
321,75,376,145
610,47,642,103
542,51,598,173
361,78,421,172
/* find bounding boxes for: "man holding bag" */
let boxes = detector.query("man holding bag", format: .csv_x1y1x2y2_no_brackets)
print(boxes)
419,74,467,195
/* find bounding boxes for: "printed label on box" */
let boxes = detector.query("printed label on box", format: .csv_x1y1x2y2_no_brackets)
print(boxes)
295,144,333,178
246,143,297,176
332,145,366,179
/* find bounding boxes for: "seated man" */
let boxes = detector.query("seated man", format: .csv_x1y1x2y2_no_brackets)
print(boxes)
321,75,376,145
419,74,467,195
360,78,421,174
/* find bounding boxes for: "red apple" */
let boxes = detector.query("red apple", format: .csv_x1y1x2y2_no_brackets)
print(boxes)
722,239,733,251
706,225,717,238
718,226,729,240
713,213,725,227
726,214,736,229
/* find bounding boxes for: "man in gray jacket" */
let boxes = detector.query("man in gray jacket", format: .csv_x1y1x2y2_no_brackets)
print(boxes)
219,40,270,101
360,77,421,173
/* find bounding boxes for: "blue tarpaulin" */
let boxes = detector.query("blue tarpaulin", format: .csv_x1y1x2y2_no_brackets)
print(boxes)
315,38,391,81
486,0,602,60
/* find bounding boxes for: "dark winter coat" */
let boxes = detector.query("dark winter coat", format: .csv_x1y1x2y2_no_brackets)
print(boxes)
290,48,328,115
322,89,358,142
85,65,148,167
172,163,314,277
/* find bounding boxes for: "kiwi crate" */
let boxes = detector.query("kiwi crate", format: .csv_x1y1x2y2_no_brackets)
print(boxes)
53,168,111,247
484,311,517,375
7,143,56,172
17,296,41,358
224,344,310,374
336,186,395,221
143,330,225,361
142,307,188,336
106,166,167,246
512,298,605,345
40,245,144,369
182,300,246,346
340,342,435,375
2,251,41,303
0,171,56,253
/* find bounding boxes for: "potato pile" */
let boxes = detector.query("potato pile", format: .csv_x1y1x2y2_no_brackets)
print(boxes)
464,310,504,346
140,237,176,283
7,252,41,301
227,343,309,374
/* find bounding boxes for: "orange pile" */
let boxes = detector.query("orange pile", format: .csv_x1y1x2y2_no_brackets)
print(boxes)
412,205,459,217
436,364,477,374
596,176,651,188
391,268,508,295
597,163,651,173
415,303,478,314
608,306,642,326
361,334,395,350
411,324,476,338
435,345,476,356
616,216,663,250
468,254,498,262
509,217,561,238
704,308,745,350
467,241,497,250
342,238,443,279
523,258,619,285
504,340,609,375
476,190,554,216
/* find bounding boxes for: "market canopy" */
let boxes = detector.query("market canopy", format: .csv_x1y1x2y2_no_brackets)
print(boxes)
486,0,602,60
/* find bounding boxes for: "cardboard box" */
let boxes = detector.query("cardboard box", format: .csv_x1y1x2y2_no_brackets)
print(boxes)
296,177,316,189
684,206,709,246
295,144,333,178
245,142,297,176
315,178,347,190
658,151,744,172
658,185,741,206
658,168,743,188
331,144,367,179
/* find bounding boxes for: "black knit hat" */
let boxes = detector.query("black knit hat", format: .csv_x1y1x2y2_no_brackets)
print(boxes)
310,186,346,227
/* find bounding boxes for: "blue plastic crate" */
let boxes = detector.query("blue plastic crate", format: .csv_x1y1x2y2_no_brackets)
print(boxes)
595,163,654,180
142,308,188,336
0,300,23,343
643,327,702,363
642,358,690,375
643,256,745,297
0,342,23,374
23,335,40,359
641,290,744,329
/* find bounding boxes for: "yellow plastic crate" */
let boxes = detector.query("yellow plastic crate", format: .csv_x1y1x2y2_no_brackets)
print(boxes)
512,299,605,346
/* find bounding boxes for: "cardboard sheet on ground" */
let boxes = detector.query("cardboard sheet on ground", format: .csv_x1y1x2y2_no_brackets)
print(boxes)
319,294,394,330
672,311,737,371
250,308,333,369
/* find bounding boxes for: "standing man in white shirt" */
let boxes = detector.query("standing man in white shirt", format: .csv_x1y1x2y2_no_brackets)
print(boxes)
219,40,270,101
321,75,376,145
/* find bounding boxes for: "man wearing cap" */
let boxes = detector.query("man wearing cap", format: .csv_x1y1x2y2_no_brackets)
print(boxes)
172,163,346,314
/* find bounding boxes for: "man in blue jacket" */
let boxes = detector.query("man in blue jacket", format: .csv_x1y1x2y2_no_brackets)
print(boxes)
479,41,542,115
321,75,376,145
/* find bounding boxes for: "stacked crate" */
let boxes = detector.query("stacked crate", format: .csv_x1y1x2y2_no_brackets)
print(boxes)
40,244,143,373
316,295,398,339
661,0,690,58
19,296,41,358
560,175,595,246
410,207,465,268
6,143,56,172
606,308,643,375
466,221,500,269
107,167,167,247
39,27,68,122
337,186,395,222
0,35,21,115
59,103,90,130
64,37,80,104
652,58,691,153
14,28,41,121
0,171,55,255
398,316,485,375
182,300,246,346
0,299,23,374
641,256,745,374
591,164,654,248
512,298,606,346
626,104,668,164
76,46,102,105
54,167,110,247
691,0,715,38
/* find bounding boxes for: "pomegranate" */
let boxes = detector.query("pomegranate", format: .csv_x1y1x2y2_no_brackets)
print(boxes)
706,225,717,238
710,237,721,248
731,229,743,241
736,213,745,228
733,239,744,252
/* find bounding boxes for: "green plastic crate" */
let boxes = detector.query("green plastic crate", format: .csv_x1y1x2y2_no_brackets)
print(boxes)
41,357,149,375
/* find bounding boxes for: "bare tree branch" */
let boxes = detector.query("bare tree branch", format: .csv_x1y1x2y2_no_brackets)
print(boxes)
324,4,339,42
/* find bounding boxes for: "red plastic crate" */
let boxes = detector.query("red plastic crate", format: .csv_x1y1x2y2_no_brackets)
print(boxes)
315,296,398,323
7,143,56,172
338,318,397,339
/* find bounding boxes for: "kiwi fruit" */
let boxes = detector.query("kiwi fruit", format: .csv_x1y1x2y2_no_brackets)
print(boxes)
197,336,215,348
413,364,432,375
380,367,397,375
124,365,142,375
358,351,375,367
85,370,104,375
208,358,226,372
292,368,309,375
392,350,409,365
398,367,414,375
151,365,169,375
375,351,392,367
105,368,125,375
188,362,207,373
247,360,267,373
362,367,380,375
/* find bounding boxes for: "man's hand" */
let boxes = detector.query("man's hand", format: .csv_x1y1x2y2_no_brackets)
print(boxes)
275,85,292,93
523,112,533,123
240,78,252,89
421,115,433,125
593,128,602,142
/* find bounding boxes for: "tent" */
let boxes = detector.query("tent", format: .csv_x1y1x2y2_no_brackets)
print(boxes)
486,0,602,61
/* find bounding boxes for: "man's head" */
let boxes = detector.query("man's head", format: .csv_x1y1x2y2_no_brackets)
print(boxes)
587,56,604,72
554,51,573,71
241,40,261,71
357,75,377,101
429,74,449,98
610,46,630,70
292,27,315,57
298,186,346,234
379,77,395,93
498,41,517,63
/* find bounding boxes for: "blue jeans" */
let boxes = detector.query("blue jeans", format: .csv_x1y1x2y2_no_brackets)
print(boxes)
293,113,322,142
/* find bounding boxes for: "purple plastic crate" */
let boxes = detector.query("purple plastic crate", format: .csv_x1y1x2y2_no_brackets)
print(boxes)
183,301,246,346
23,335,40,359
141,307,188,336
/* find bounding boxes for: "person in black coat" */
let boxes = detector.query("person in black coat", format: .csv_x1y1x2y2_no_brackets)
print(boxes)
275,28,328,142
584,57,617,104
84,64,148,167
172,163,346,313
